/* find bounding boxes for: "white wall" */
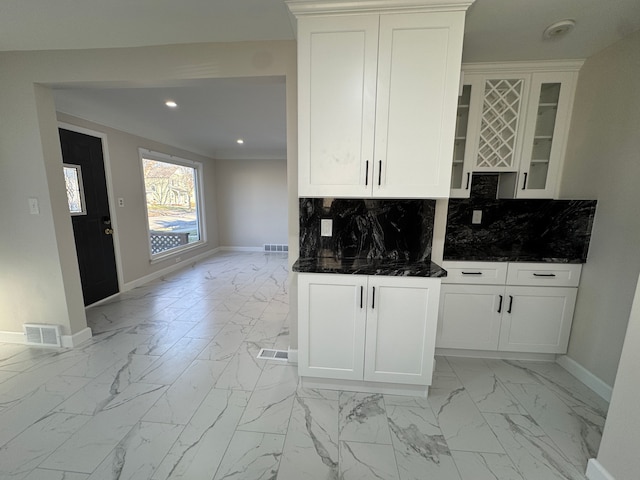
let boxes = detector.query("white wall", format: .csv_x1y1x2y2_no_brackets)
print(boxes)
57,112,220,286
215,159,288,248
558,29,640,386
589,274,640,480
0,41,298,338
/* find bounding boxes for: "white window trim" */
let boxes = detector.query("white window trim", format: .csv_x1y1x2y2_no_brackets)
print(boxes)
138,148,207,262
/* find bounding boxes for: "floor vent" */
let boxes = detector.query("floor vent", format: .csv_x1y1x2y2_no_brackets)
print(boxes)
23,324,62,347
263,244,288,253
257,348,289,361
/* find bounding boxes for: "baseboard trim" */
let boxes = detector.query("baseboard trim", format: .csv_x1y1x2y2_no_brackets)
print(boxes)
122,247,222,291
556,355,613,402
0,330,25,344
287,348,298,365
218,246,264,252
0,326,92,348
61,327,93,348
586,459,616,480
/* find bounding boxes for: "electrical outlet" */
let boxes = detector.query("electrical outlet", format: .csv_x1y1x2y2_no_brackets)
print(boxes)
28,197,40,215
321,219,333,237
118,197,124,207
472,210,482,224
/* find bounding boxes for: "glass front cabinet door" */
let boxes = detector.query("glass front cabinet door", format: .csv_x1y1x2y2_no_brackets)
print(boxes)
517,71,577,198
450,76,482,198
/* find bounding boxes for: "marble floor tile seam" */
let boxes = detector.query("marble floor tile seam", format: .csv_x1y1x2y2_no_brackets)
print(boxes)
443,355,602,422
441,355,596,473
479,409,588,479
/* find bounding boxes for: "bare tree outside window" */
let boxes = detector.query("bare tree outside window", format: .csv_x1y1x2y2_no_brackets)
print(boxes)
141,157,202,255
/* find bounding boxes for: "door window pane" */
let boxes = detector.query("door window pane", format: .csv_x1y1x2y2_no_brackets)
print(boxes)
63,164,86,215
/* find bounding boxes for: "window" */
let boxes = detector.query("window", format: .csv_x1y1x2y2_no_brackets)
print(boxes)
63,164,86,215
140,150,205,257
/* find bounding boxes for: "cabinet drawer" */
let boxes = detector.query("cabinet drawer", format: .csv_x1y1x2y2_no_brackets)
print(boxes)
506,263,582,287
442,261,507,285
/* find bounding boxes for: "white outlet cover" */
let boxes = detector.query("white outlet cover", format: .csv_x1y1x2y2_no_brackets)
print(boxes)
321,219,333,237
28,197,40,215
472,210,482,224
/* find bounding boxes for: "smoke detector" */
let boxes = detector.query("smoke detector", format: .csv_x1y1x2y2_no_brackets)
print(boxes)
543,19,576,39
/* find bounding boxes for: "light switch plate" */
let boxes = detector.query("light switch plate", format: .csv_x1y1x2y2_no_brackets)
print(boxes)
472,210,482,224
321,219,333,237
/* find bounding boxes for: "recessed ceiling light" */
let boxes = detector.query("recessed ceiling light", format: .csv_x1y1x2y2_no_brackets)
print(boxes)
236,139,244,144
543,19,576,39
165,100,178,108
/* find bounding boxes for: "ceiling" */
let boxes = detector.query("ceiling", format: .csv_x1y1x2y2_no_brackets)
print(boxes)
7,0,638,160
54,78,288,160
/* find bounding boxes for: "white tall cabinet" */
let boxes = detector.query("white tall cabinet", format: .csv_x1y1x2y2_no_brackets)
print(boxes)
293,3,469,198
298,273,441,390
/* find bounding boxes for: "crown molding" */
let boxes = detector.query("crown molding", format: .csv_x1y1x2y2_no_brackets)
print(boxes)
462,59,585,73
285,0,474,16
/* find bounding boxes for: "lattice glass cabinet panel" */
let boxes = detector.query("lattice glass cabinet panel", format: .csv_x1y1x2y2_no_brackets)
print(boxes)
476,79,525,170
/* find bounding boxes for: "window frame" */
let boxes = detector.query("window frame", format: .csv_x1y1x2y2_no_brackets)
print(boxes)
139,148,207,262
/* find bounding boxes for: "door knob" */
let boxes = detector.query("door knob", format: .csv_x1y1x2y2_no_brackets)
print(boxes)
104,228,114,235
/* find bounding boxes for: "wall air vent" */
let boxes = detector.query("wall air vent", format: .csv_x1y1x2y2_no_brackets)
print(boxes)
263,244,288,253
23,324,62,347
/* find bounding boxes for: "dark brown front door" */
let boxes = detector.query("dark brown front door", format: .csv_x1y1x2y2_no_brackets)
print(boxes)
59,128,119,305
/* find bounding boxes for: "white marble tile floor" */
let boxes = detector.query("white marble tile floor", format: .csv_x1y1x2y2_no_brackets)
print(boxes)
0,252,607,479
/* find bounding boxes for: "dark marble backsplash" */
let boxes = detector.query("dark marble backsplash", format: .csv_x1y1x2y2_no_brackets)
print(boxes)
444,199,597,263
300,198,436,262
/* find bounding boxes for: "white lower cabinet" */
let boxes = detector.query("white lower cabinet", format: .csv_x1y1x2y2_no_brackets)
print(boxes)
437,284,503,350
298,273,440,386
437,262,581,354
499,286,577,353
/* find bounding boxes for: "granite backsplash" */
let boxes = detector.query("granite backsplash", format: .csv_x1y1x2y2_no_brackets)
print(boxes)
300,198,436,262
444,198,597,263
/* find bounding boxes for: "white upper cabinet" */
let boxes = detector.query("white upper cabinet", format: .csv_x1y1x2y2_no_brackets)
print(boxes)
449,76,482,197
449,62,582,199
473,75,529,173
516,71,577,198
295,7,467,198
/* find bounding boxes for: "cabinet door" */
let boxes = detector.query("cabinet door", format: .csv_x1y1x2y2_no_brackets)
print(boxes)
364,277,440,385
499,286,577,353
516,72,577,198
436,284,503,350
297,15,379,197
450,75,483,198
298,274,367,380
374,12,465,198
473,75,529,172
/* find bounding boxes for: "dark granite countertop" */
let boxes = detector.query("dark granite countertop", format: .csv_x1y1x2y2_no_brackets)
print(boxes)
292,257,447,278
443,255,585,264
